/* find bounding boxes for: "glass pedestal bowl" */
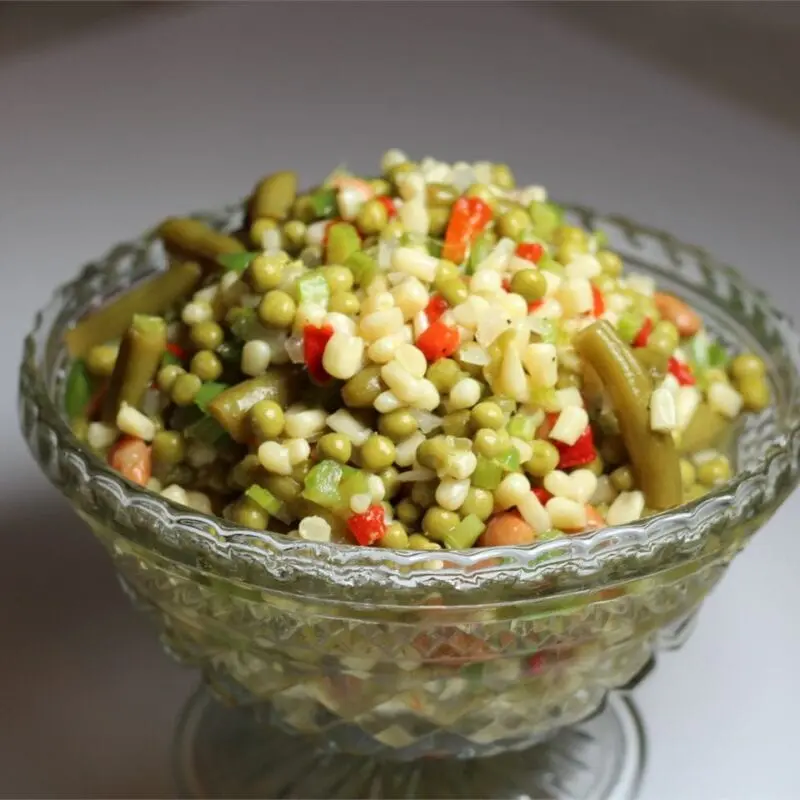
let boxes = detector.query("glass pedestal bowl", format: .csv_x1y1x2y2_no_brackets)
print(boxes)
19,204,800,800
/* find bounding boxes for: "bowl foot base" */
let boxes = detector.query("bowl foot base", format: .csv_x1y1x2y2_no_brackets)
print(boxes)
174,688,645,799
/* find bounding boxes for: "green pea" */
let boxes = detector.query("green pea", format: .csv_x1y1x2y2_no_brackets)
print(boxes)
647,332,678,358
510,269,547,302
368,178,391,196
435,260,460,286
258,290,296,328
379,521,409,549
416,437,451,471
739,375,770,411
387,160,416,183
491,163,515,190
498,207,531,241
379,409,419,441
464,183,497,211
378,466,400,499
696,455,731,487
679,458,696,489
426,183,458,208
229,454,262,490
249,218,278,248
422,506,460,541
407,533,441,551
152,430,185,467
342,366,384,408
461,487,493,521
190,320,224,351
250,400,284,440
653,320,679,348
586,455,605,476
232,497,267,530
731,353,766,382
396,499,421,527
361,435,396,470
471,401,505,431
439,277,469,306
611,465,635,492
190,350,223,382
157,364,184,393
279,220,305,253
524,439,560,477
411,480,437,508
556,372,581,390
292,461,311,483
472,428,502,458
317,433,352,463
556,240,585,265
262,475,302,503
328,290,359,315
553,225,586,247
426,358,463,393
596,250,623,276
356,199,389,235
486,395,517,417
247,253,287,293
427,207,450,237
442,410,471,437
86,344,118,377
599,435,626,467
71,418,89,442
323,265,355,294
171,372,202,406
291,195,316,224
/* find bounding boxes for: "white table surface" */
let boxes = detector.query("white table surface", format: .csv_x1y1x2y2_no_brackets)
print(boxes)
1,3,799,798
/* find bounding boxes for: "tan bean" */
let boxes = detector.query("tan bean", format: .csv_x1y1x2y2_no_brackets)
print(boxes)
479,512,535,546
654,292,701,337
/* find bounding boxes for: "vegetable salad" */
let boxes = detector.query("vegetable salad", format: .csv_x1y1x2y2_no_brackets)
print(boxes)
64,150,770,551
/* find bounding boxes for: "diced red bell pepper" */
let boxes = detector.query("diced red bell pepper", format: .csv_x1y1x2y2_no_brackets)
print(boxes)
591,284,605,317
347,504,387,546
424,294,449,323
416,321,461,361
528,298,545,313
375,195,397,219
303,324,335,383
515,242,544,264
166,342,188,361
532,487,552,505
632,317,653,348
502,278,512,292
541,412,597,469
442,197,493,264
668,357,696,386
526,652,546,675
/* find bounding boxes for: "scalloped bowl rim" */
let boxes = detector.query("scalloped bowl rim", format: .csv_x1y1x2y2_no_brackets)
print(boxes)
19,201,800,594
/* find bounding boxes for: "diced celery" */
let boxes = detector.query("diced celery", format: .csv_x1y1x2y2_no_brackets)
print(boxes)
245,484,282,516
184,415,229,445
296,271,330,307
471,457,503,490
443,514,485,549
496,446,521,472
528,201,563,240
507,414,537,441
301,459,345,509
218,252,259,273
345,251,377,286
467,232,494,273
310,188,337,219
617,310,645,344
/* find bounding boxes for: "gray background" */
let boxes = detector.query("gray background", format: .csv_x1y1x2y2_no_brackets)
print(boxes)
1,2,799,797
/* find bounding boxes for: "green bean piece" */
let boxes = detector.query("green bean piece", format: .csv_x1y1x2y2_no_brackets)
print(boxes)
208,372,292,443
248,171,297,223
158,218,244,272
678,402,729,455
64,358,93,421
86,344,119,378
101,314,166,422
66,261,201,357
574,320,682,510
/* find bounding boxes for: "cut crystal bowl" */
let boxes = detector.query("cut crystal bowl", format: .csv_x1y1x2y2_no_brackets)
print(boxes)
19,203,800,797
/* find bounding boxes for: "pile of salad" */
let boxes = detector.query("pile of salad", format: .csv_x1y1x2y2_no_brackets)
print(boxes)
63,150,770,551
